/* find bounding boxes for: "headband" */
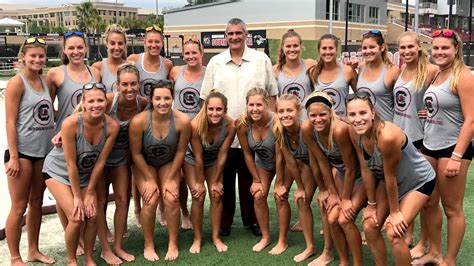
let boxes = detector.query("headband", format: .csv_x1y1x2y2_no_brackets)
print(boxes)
305,95,333,109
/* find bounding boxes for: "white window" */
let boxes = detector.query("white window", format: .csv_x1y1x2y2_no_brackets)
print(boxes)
368,7,379,24
348,3,364,23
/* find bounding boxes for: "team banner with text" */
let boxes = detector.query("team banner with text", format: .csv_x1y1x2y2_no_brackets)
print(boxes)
201,30,267,49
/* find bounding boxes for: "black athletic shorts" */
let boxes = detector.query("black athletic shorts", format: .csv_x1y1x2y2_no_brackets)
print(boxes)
421,143,473,161
4,149,44,164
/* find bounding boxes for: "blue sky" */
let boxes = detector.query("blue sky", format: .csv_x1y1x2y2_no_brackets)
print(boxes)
1,0,188,10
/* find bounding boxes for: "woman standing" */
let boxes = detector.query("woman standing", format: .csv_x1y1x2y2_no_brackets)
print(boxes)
302,91,366,266
271,94,317,263
92,24,128,92
346,91,436,266
309,34,358,117
274,30,315,113
413,30,473,266
357,30,399,121
393,31,438,258
183,91,235,253
128,25,173,98
170,38,206,230
42,83,119,266
5,37,55,266
236,88,277,252
129,80,191,261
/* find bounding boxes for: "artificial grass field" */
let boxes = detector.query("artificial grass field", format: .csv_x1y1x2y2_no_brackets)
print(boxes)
0,165,473,265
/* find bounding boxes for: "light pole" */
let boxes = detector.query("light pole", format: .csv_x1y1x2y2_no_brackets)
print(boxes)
344,0,349,51
156,0,159,19
405,0,409,31
116,0,119,24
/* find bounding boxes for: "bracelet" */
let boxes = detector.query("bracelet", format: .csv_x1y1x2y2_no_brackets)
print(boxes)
452,151,463,159
367,201,377,206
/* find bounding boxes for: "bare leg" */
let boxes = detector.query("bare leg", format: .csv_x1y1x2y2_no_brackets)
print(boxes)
205,165,228,252
252,168,274,252
179,177,192,230
159,164,180,261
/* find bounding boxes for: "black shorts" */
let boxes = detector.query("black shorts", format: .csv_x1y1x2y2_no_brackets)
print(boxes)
43,172,53,181
421,143,473,161
412,139,423,150
416,178,436,197
4,149,44,164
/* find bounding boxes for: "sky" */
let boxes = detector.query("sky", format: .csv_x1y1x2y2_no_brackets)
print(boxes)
0,0,189,10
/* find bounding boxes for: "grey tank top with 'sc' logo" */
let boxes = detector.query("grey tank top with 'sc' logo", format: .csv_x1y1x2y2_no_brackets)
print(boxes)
357,65,394,121
185,119,227,167
284,130,310,165
247,118,276,171
173,66,205,119
142,110,179,167
314,63,350,117
43,114,107,187
136,53,169,98
101,58,118,93
16,74,54,157
55,65,96,132
423,74,463,150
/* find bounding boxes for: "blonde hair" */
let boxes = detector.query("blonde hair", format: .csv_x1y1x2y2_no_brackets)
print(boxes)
308,34,339,85
306,91,337,151
18,39,47,75
398,32,430,91
105,24,127,60
276,29,302,71
273,94,301,147
73,86,107,114
237,87,270,128
194,90,228,147
362,33,393,67
433,31,466,92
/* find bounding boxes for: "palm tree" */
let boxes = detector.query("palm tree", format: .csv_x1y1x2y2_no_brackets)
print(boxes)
76,2,99,34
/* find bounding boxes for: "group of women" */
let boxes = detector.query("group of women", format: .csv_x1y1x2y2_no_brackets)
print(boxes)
4,22,473,266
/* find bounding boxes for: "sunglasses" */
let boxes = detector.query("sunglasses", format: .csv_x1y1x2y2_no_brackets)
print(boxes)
432,29,458,44
64,31,84,38
363,29,384,44
185,37,200,44
24,37,46,45
145,25,162,33
82,82,106,92
345,91,372,104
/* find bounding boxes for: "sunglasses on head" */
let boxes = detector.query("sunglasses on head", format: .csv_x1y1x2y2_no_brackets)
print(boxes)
185,37,200,44
345,91,372,104
83,82,106,92
363,29,384,44
145,25,162,33
64,31,84,38
432,29,458,44
24,37,46,45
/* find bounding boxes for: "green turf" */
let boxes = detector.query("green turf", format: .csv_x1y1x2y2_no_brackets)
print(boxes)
1,164,473,265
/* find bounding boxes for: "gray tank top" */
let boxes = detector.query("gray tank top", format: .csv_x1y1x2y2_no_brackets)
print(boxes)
357,65,394,121
55,65,96,132
106,92,142,166
173,66,205,119
423,74,463,150
142,110,179,167
43,114,107,187
185,119,228,167
314,63,350,116
358,135,435,199
277,59,313,105
393,68,426,143
247,118,276,171
136,53,169,98
314,129,361,183
284,130,310,165
16,74,54,157
101,59,118,93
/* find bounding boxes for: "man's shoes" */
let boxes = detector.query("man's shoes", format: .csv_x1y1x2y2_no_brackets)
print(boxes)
219,226,231,237
249,224,262,236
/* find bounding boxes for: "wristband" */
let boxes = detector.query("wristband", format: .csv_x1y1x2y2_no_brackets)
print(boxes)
452,151,463,159
367,201,377,206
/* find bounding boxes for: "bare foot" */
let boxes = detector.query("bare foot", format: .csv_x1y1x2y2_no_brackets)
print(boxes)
405,235,414,247
290,221,302,232
67,259,79,266
84,258,98,266
143,247,159,262
293,247,315,263
123,229,130,238
308,249,334,266
134,212,142,229
10,257,26,266
100,250,122,265
361,231,367,245
268,242,288,255
165,244,179,261
76,244,85,256
189,239,202,254
213,239,228,252
410,242,429,259
181,214,193,230
320,229,324,235
252,238,271,252
28,251,56,264
411,253,442,265
115,248,135,262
